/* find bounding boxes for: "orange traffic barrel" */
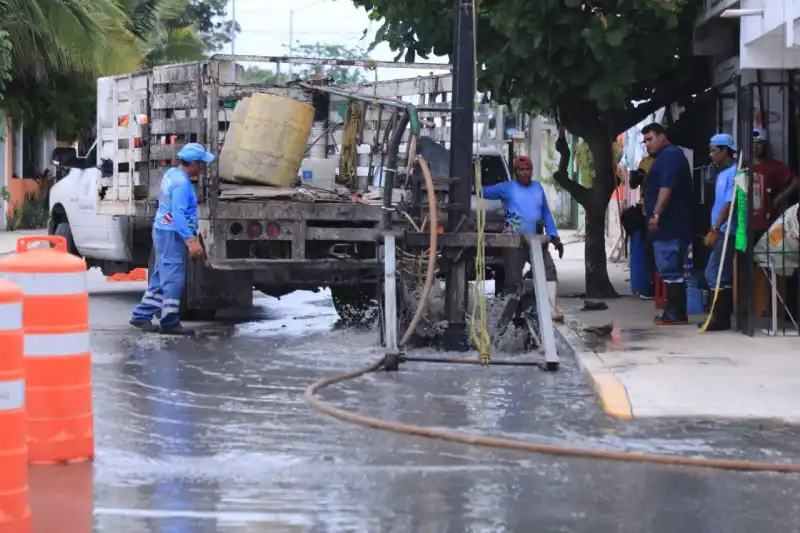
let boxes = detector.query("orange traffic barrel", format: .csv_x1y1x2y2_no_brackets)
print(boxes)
0,279,30,532
0,236,93,463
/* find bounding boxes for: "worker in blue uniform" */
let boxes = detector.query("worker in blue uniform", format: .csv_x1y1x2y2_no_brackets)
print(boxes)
699,133,738,331
129,143,214,335
483,155,564,322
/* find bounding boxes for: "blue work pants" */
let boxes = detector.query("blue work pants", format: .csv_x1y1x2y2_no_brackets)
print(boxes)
705,236,735,290
131,228,187,327
652,238,688,284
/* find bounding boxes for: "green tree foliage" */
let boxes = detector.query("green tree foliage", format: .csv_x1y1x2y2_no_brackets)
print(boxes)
181,0,239,51
573,138,622,188
292,43,370,85
353,0,708,297
114,0,207,66
244,42,371,85
0,31,12,98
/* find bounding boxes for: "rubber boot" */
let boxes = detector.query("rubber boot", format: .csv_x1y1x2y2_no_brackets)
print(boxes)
699,289,732,331
654,282,688,325
129,319,157,332
159,324,196,336
548,281,564,323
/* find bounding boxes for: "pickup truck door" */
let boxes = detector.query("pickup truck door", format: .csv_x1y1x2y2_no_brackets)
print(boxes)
63,168,129,260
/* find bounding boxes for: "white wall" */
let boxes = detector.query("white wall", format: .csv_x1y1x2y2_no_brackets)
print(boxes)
740,0,800,68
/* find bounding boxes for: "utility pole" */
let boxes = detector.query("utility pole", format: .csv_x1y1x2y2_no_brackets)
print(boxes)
289,10,295,77
442,0,475,351
231,0,236,54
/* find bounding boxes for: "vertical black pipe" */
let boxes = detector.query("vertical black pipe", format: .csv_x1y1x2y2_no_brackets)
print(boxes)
448,0,475,226
441,0,476,351
383,111,410,230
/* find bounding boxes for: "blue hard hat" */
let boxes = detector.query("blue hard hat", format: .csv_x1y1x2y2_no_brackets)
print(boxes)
710,133,736,151
177,142,215,163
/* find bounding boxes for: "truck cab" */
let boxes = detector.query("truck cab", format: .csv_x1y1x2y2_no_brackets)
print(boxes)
48,147,133,276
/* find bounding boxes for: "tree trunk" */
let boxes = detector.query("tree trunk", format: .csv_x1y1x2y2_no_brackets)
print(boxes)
583,133,619,299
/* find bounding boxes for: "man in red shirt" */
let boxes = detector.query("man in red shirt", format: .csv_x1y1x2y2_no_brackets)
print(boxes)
752,128,799,240
751,128,799,318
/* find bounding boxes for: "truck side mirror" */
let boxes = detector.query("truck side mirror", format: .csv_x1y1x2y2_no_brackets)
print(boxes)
52,147,78,168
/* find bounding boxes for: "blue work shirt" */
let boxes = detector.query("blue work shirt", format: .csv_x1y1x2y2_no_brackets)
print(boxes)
482,180,559,237
153,167,198,241
712,162,737,234
643,144,693,241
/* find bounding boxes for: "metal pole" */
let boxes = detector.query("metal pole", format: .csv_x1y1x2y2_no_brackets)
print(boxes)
526,235,559,371
384,234,398,354
442,0,475,351
289,10,294,77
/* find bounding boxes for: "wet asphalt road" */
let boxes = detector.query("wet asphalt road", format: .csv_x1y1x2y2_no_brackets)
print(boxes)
29,272,800,533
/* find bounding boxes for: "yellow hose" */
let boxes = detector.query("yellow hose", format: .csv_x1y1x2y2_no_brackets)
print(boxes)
339,101,362,189
471,158,491,364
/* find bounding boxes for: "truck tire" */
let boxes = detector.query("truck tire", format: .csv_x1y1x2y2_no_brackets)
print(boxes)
331,285,379,328
147,246,217,321
54,222,79,256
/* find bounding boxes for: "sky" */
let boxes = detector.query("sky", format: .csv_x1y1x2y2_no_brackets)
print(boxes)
228,0,450,81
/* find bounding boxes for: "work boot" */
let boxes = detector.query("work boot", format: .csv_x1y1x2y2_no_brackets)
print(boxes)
159,324,196,336
547,281,564,323
129,319,158,332
654,282,688,325
698,289,732,331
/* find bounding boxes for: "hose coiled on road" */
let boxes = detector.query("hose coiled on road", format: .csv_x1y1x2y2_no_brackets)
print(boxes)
305,360,800,474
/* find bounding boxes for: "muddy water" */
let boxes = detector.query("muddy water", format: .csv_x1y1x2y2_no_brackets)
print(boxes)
28,287,800,533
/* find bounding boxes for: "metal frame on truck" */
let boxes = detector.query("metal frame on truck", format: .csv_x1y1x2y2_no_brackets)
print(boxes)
94,55,520,324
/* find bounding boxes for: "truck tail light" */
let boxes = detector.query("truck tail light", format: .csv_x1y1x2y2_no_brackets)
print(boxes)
266,222,280,238
247,221,263,238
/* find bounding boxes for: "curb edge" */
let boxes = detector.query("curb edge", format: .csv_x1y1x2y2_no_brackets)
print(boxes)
554,322,634,420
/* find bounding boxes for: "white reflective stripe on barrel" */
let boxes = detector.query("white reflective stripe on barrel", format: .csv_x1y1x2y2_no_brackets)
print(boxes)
0,271,87,296
25,332,91,357
0,380,25,410
0,302,22,330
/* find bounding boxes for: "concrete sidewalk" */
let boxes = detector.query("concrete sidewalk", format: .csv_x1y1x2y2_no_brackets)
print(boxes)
0,229,48,255
554,239,800,424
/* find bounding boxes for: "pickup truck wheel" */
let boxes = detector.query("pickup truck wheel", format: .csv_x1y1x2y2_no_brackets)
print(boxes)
54,222,79,256
147,246,217,321
331,285,379,328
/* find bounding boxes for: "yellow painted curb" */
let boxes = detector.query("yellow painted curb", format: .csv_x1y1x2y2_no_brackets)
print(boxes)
582,366,633,420
554,323,633,420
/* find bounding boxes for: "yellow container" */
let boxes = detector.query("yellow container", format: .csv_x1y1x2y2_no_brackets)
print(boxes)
218,93,314,187
218,95,251,184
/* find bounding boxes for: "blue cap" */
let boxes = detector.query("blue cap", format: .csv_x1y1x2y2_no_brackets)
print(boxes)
710,133,736,151
177,143,215,163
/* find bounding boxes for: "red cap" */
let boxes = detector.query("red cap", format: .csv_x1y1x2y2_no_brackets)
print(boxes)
513,155,533,169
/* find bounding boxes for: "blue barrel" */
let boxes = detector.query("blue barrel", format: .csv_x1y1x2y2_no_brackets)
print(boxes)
630,230,652,296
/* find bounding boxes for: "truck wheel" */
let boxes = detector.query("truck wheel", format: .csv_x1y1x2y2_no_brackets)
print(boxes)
331,285,379,328
54,222,79,256
147,246,217,321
